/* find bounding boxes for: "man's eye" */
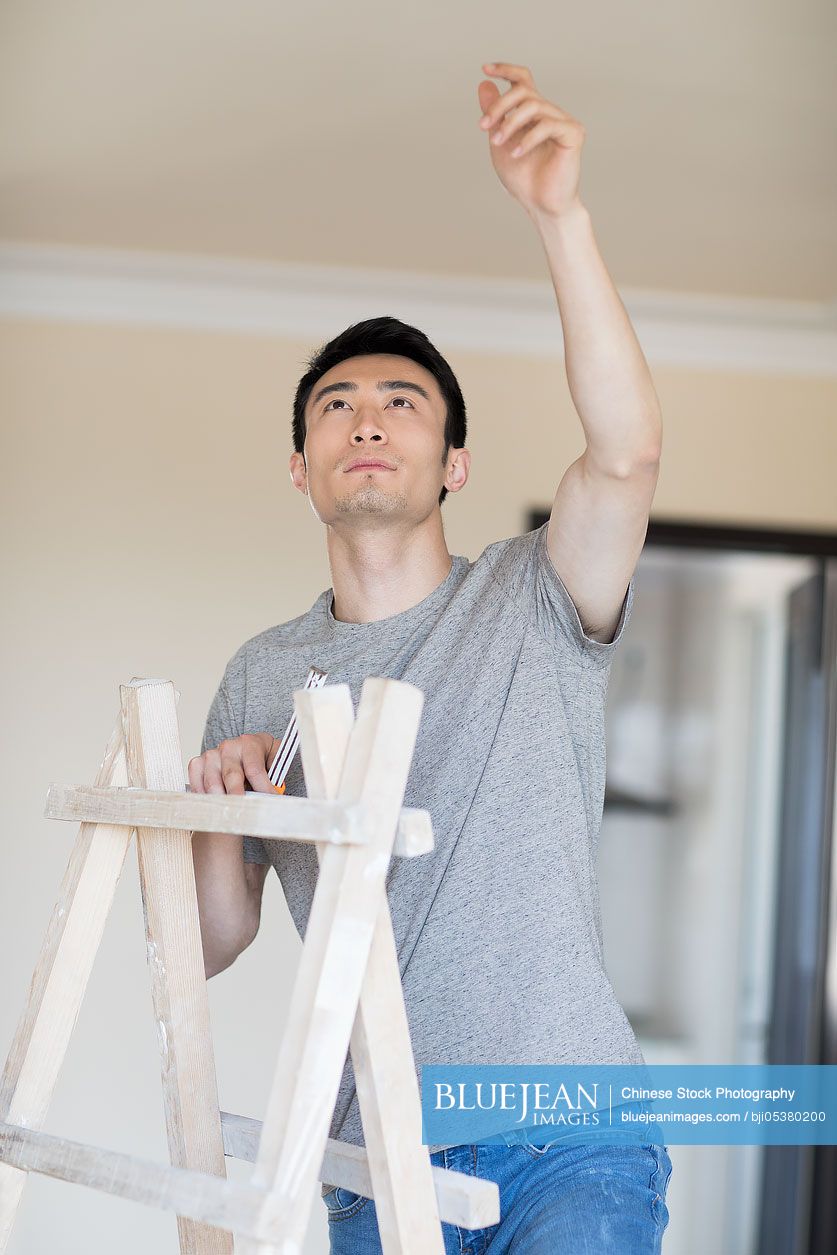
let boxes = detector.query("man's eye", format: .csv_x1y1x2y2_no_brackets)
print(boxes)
324,397,413,411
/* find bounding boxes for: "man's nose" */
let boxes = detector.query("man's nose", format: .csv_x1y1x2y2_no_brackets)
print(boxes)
350,412,388,441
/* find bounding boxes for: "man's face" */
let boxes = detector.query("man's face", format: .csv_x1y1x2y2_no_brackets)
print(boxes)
289,353,469,527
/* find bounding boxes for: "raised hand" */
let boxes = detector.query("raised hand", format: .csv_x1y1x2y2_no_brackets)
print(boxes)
478,61,586,221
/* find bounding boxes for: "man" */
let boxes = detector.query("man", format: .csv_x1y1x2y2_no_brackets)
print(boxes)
190,62,670,1254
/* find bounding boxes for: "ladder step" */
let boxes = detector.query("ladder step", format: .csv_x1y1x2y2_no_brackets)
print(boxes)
219,1111,501,1229
0,1120,270,1243
0,1117,501,1232
44,784,435,857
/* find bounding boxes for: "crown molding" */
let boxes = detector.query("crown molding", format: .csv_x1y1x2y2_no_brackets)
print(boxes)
1,241,835,377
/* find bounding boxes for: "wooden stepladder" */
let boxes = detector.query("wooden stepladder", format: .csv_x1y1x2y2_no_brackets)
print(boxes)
0,677,499,1253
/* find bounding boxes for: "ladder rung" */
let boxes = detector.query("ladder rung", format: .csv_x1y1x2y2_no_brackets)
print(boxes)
0,1120,271,1243
0,1115,501,1234
43,784,435,857
219,1112,501,1230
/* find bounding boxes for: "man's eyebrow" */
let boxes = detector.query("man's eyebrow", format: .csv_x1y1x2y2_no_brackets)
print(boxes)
310,379,432,410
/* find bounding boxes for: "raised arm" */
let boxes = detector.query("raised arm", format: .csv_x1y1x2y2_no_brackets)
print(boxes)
478,61,662,641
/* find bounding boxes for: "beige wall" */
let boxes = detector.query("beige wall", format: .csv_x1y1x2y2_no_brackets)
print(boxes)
1,314,835,1251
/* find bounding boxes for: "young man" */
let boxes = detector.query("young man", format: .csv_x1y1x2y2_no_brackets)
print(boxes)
190,62,669,1254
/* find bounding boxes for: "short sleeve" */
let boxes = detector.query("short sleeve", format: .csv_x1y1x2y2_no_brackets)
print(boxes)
484,523,634,668
200,669,270,866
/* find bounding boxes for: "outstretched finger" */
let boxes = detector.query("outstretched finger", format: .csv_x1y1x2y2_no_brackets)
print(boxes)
483,62,535,88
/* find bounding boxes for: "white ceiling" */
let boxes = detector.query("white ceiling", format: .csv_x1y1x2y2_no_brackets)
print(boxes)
0,0,834,303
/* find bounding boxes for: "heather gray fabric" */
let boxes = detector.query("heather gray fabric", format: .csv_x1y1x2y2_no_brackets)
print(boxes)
200,522,645,1190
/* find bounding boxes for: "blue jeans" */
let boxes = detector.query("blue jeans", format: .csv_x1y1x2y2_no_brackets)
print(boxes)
324,1138,672,1253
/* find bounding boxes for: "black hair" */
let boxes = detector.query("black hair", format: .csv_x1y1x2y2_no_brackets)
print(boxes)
292,316,467,505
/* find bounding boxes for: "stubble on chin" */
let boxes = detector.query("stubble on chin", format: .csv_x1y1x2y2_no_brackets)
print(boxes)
333,479,408,515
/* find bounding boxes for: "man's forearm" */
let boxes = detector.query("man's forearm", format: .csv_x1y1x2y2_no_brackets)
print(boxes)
529,201,663,474
192,832,258,977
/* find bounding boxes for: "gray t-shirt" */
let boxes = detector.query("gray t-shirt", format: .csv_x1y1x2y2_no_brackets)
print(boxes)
200,522,645,1178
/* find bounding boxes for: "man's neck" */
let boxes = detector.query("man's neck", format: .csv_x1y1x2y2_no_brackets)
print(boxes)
326,515,453,624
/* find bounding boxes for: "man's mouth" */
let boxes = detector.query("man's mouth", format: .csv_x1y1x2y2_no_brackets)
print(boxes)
345,462,396,472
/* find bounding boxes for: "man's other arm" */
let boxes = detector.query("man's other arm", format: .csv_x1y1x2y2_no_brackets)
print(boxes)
189,732,279,978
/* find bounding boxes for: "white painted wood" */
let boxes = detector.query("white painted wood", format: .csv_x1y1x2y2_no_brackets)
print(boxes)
0,1113,502,1237
219,1112,500,1230
0,1122,269,1241
296,687,451,1249
120,679,231,1255
43,783,434,857
240,680,444,1254
0,715,132,1252
0,675,494,1253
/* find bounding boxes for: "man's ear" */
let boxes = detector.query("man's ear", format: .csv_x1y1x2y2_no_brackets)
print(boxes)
289,451,308,495
445,447,471,495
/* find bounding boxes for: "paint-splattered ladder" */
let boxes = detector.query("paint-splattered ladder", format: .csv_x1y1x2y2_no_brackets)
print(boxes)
0,675,499,1253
